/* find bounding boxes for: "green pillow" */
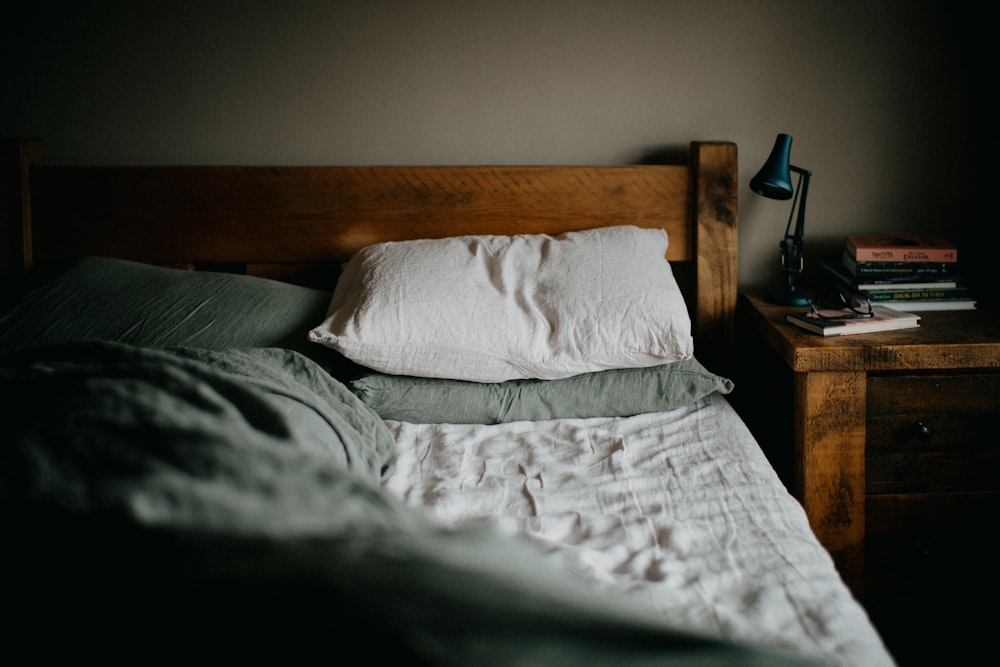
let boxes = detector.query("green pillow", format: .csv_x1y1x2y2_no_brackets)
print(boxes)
350,358,734,424
0,256,336,364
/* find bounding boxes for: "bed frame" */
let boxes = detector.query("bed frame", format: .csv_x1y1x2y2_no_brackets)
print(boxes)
1,138,738,374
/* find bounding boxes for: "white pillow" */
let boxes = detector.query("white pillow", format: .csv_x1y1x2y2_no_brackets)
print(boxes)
308,225,693,382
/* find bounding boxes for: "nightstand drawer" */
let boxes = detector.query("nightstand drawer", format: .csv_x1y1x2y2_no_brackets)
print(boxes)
865,491,1000,658
866,492,999,594
866,371,1000,494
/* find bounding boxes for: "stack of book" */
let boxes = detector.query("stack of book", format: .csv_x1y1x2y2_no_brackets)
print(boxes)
821,234,975,311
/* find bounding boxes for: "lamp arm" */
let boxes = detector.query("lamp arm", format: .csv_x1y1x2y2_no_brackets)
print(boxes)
789,165,811,242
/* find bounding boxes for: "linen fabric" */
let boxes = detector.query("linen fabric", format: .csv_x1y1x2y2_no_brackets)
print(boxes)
384,395,896,667
309,226,693,382
350,358,732,424
0,256,333,360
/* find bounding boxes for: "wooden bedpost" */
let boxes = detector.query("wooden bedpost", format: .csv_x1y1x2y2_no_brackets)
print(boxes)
1,138,42,297
691,141,738,376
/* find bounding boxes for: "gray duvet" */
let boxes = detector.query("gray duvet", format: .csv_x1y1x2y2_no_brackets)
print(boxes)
0,341,821,665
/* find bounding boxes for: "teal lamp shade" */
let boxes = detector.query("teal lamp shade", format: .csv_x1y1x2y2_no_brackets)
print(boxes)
750,134,795,200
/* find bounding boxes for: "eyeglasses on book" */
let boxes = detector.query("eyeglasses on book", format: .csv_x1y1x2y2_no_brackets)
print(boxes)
807,287,874,320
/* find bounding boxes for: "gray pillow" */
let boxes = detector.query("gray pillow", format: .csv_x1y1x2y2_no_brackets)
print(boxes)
350,358,734,424
0,256,335,362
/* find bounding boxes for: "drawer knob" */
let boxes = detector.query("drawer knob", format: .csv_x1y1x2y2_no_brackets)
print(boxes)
911,421,932,440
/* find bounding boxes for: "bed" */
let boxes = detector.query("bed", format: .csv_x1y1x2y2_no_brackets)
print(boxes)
0,137,894,665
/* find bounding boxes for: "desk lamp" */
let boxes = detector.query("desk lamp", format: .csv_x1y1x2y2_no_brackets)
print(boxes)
751,133,814,305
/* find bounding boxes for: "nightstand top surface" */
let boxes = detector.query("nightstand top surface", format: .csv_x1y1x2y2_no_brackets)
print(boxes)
740,292,1000,372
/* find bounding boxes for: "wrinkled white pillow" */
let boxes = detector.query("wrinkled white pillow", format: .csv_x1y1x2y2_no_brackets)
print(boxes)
308,225,692,382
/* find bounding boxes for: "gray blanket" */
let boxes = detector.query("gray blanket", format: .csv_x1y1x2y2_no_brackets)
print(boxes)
0,341,822,665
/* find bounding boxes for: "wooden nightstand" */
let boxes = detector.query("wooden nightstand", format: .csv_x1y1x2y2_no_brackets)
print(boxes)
733,292,1000,662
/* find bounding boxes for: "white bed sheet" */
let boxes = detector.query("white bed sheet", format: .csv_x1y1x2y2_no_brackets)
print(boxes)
384,393,895,667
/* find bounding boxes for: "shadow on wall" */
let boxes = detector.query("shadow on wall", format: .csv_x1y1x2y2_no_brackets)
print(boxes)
634,146,690,166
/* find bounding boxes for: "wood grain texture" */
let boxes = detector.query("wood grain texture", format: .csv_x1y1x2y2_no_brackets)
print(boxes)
867,371,1000,494
742,293,1000,372
794,369,867,595
26,165,692,265
737,291,1000,602
691,141,738,375
1,138,41,282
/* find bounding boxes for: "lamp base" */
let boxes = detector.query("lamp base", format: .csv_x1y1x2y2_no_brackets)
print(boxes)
765,285,814,306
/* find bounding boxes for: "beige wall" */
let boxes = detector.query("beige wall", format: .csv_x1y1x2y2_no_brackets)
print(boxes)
2,1,987,293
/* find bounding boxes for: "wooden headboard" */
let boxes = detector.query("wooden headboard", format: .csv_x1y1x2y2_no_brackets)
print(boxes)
1,138,738,373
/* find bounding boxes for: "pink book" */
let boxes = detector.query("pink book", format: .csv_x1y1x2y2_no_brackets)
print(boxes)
845,235,957,263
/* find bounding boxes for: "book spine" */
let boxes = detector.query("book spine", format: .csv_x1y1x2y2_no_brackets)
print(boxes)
853,275,959,285
865,288,970,301
848,244,958,263
837,276,955,288
844,256,958,276
851,267,956,278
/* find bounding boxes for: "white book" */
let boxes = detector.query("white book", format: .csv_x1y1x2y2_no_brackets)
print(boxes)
880,300,977,312
859,280,960,291
785,305,921,336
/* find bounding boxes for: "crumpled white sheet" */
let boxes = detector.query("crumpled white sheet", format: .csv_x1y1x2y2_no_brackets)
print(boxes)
384,394,895,667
